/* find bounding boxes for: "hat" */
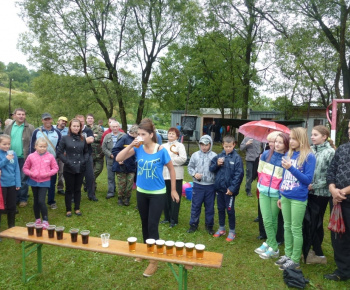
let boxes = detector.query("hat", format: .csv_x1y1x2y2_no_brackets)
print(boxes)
41,113,52,119
199,135,211,145
58,116,68,122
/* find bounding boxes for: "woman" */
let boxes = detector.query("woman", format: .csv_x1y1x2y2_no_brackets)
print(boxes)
116,118,179,278
160,127,187,228
57,119,89,217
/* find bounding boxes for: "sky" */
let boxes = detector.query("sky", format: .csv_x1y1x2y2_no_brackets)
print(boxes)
0,1,30,67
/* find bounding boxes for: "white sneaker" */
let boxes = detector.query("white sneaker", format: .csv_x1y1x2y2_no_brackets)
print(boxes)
254,242,269,254
259,247,279,259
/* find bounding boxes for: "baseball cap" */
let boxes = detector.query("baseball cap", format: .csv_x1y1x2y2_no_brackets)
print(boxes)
199,135,211,145
58,116,68,122
41,113,52,119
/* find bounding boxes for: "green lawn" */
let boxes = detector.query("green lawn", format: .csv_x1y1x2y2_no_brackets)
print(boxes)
0,143,348,289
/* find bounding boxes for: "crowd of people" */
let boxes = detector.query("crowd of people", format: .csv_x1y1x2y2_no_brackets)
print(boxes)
0,109,349,282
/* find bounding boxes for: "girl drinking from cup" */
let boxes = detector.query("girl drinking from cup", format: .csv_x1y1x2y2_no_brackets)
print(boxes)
276,127,316,270
255,132,289,259
0,134,20,230
23,138,59,229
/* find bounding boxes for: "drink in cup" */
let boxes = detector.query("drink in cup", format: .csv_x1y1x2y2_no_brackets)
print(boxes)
146,238,155,253
56,226,65,240
282,156,290,162
195,244,205,260
47,225,56,238
26,222,35,236
185,242,195,258
134,136,144,148
219,157,225,164
35,224,43,237
100,233,110,247
175,241,185,257
165,241,174,256
127,237,137,252
156,239,165,255
7,150,14,164
69,228,79,243
81,230,90,244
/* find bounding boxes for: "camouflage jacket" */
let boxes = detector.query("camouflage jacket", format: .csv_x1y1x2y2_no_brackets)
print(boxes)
88,124,104,160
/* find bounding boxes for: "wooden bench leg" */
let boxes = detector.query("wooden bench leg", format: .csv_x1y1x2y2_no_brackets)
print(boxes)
167,263,188,290
21,241,43,283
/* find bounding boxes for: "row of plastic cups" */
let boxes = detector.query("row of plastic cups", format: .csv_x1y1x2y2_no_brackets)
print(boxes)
127,237,205,259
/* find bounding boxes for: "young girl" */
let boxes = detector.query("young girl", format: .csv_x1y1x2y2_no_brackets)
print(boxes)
276,127,316,270
23,138,59,229
305,125,335,264
255,132,289,259
0,134,21,231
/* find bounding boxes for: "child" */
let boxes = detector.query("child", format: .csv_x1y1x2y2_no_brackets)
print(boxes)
276,128,316,270
23,138,59,229
255,133,289,258
0,134,21,231
210,135,244,241
187,135,217,234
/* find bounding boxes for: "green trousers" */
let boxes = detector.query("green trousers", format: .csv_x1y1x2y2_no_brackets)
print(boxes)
259,194,280,251
281,195,307,263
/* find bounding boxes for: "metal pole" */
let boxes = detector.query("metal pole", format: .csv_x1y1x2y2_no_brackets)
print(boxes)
9,78,12,118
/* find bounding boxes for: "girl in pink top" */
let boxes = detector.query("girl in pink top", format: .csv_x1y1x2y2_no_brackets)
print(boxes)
23,138,59,229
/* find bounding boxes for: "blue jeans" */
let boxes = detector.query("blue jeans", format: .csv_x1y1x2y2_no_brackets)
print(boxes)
189,183,215,227
17,158,29,203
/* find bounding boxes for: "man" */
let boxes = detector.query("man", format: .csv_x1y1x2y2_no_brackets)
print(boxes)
4,108,35,208
75,115,98,201
240,136,261,197
102,121,124,200
100,117,124,145
325,121,350,282
86,114,104,186
209,120,216,141
30,113,62,209
54,116,69,195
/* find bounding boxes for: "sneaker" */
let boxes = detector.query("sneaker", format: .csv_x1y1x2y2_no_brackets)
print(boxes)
19,202,28,208
259,247,279,259
275,255,290,266
205,225,215,235
306,254,327,265
143,261,158,277
226,232,236,242
187,225,198,233
213,230,226,238
279,260,300,271
254,242,269,254
35,218,41,226
324,272,349,281
42,220,49,230
57,190,65,195
50,203,58,210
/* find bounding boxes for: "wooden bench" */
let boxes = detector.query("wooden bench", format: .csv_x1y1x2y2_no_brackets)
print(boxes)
0,227,223,289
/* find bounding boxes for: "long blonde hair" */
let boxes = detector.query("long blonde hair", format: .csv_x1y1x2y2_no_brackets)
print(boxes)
287,127,312,167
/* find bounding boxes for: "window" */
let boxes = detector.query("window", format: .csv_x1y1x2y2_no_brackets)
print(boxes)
314,119,324,126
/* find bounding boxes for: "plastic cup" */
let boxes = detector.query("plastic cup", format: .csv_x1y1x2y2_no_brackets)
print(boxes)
146,238,156,253
165,241,174,256
175,242,185,257
69,228,79,243
7,150,14,164
56,226,65,240
219,157,225,163
81,230,90,244
47,225,56,238
101,233,110,247
26,222,35,236
156,239,165,255
35,224,43,237
185,242,195,258
283,156,290,162
127,237,137,252
195,244,205,260
134,136,144,148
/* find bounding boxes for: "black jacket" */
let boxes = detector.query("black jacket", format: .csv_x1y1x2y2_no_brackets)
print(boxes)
327,142,350,191
57,134,89,174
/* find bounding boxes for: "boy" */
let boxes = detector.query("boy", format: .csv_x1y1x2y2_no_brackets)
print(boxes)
187,135,217,234
210,135,244,241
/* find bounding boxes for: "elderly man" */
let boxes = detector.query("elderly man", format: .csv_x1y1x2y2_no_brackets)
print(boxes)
4,108,35,208
102,121,124,200
325,121,350,282
30,113,62,209
54,116,69,195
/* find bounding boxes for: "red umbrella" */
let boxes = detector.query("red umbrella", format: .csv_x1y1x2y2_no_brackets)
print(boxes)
238,120,290,142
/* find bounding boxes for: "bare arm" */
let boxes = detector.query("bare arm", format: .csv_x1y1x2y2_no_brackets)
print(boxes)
165,160,180,203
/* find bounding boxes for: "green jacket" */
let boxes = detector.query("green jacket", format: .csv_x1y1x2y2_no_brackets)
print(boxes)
310,141,335,197
88,124,104,160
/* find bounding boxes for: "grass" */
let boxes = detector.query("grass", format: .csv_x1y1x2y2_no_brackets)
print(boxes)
0,142,348,289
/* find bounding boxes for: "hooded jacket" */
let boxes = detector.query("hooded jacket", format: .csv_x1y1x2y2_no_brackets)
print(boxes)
187,135,216,185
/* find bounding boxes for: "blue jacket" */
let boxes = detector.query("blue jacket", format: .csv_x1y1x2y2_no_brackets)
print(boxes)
112,134,136,173
209,149,244,195
30,126,62,158
0,150,21,187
